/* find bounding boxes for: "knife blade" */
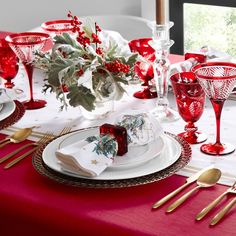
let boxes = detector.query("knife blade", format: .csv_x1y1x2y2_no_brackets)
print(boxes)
152,165,214,209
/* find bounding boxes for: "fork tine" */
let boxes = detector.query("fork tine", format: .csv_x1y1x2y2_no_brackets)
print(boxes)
36,132,54,146
58,127,72,136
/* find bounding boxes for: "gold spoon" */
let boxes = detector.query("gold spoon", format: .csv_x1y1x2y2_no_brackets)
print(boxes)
166,168,222,213
0,127,34,148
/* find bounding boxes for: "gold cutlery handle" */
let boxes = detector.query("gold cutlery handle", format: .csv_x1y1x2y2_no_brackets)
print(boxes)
166,186,201,213
153,182,190,209
196,192,227,221
0,138,9,145
0,140,11,148
210,197,236,226
0,143,35,163
4,146,38,169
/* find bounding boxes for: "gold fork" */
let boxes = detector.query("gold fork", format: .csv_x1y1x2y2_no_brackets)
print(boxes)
210,183,236,226
196,181,236,221
4,132,53,169
0,127,72,164
3,127,72,169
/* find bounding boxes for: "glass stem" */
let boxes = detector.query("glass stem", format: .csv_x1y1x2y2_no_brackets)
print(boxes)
154,51,170,111
23,62,34,102
211,99,225,145
185,121,197,137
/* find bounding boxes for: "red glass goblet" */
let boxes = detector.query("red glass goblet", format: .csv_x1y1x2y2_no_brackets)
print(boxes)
193,62,236,155
41,19,74,36
41,20,75,92
170,72,207,144
128,38,157,99
0,39,19,88
6,32,50,110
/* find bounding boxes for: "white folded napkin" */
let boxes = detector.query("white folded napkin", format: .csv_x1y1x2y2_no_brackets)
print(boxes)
116,112,163,146
55,112,162,177
56,136,117,177
200,46,232,62
170,46,232,76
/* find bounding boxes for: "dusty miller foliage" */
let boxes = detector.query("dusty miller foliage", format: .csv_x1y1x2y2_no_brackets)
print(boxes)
34,20,138,111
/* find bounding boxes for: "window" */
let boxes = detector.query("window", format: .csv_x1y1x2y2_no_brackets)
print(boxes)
169,0,236,56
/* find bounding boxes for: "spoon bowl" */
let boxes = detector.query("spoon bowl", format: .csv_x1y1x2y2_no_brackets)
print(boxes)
0,127,34,148
166,168,221,213
197,168,222,187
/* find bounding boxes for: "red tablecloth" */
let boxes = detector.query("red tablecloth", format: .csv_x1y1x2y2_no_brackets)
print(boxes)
0,133,235,236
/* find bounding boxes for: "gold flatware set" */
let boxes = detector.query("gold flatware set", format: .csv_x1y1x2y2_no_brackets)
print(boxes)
153,167,236,226
0,126,72,169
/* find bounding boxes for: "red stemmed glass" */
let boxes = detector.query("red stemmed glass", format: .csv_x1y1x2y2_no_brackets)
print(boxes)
5,32,50,110
128,38,157,99
41,20,74,36
193,62,236,155
170,72,207,144
41,20,75,92
0,39,19,88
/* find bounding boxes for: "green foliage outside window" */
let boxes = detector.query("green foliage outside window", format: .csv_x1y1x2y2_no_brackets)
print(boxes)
184,4,236,57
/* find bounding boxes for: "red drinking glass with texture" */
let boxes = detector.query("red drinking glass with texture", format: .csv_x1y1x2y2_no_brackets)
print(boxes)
128,38,157,99
0,39,19,88
170,72,207,144
41,19,74,36
193,62,236,155
6,32,50,109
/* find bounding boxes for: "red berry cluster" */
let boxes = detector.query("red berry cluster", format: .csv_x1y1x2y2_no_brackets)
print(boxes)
67,11,103,51
67,11,90,47
76,69,84,77
96,47,103,55
91,33,101,44
105,60,130,74
95,23,102,33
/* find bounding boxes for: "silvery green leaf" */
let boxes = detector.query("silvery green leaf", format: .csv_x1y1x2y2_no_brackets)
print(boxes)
82,17,95,37
67,84,96,111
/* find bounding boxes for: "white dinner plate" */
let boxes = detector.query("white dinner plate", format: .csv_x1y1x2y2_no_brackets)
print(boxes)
0,101,16,121
42,127,182,180
58,129,165,169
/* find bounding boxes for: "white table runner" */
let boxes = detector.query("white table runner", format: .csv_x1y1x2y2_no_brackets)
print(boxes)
2,67,236,186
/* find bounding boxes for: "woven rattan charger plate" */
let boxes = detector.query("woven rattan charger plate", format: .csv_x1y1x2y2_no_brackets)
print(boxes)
32,130,191,188
0,100,25,130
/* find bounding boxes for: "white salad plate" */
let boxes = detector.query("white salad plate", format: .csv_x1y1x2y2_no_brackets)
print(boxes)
58,129,165,169
42,127,182,181
0,101,15,121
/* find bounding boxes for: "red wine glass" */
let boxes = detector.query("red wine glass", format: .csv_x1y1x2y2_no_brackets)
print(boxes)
128,38,157,99
5,32,50,110
193,62,236,155
0,39,19,88
170,72,207,144
41,19,74,36
41,20,75,92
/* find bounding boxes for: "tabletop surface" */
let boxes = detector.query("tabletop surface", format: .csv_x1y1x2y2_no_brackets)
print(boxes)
1,30,236,235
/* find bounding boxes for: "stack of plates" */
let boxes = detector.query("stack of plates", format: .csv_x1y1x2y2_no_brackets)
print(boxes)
41,127,184,182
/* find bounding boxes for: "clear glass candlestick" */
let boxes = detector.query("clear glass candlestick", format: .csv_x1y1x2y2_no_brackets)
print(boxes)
149,22,179,122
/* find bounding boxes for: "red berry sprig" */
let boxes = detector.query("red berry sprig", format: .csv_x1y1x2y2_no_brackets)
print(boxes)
105,60,130,74
67,11,90,47
76,69,84,77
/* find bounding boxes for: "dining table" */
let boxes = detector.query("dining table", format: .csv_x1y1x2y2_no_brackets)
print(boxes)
1,30,236,236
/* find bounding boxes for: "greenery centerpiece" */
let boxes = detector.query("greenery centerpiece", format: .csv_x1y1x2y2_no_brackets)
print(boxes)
34,12,138,114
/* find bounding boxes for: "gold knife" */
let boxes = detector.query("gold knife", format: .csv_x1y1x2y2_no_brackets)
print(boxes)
152,166,213,209
4,147,38,169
